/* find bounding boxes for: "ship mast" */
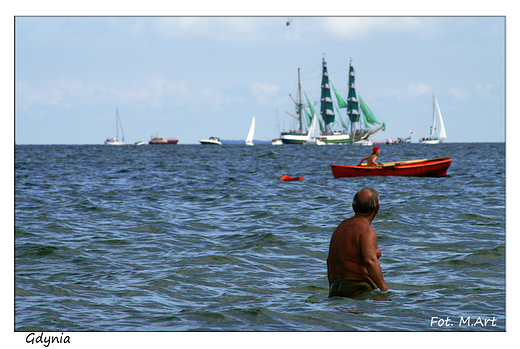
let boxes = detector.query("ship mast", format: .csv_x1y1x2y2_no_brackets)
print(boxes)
320,57,335,134
347,60,360,140
298,68,303,133
116,108,119,141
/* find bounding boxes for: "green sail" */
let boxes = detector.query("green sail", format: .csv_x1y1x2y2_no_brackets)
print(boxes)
332,84,348,109
359,97,381,127
304,109,312,128
335,105,349,130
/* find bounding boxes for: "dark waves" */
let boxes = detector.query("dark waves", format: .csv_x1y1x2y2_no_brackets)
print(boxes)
15,143,505,331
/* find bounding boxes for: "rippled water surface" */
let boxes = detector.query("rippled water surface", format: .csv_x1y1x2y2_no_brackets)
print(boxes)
15,143,505,331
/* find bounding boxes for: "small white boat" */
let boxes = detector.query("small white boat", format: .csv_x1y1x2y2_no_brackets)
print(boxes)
352,139,374,146
271,139,282,145
245,117,255,146
199,136,222,145
104,108,126,145
134,141,145,146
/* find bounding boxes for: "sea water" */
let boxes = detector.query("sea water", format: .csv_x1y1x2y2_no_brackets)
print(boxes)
14,143,505,332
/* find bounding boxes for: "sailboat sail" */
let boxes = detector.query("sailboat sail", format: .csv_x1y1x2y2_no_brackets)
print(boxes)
332,84,348,109
359,98,382,127
306,113,321,142
305,92,324,133
435,96,447,140
246,117,255,146
420,93,447,144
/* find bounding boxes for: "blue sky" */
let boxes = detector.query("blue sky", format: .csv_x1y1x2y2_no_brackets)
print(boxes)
12,10,508,144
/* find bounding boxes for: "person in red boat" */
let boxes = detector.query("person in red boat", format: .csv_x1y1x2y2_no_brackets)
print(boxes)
358,146,382,167
327,187,388,298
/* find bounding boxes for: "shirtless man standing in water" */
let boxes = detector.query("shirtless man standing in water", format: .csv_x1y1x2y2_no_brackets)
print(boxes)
327,187,388,298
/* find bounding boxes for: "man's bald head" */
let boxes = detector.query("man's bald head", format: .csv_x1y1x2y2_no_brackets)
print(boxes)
352,187,380,213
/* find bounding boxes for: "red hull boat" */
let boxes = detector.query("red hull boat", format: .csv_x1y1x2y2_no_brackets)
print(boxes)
330,157,452,178
149,134,178,145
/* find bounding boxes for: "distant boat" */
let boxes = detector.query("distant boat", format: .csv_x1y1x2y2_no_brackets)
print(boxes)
104,108,126,145
134,141,145,146
245,117,255,146
279,67,309,144
420,93,446,144
272,109,282,145
386,136,412,144
200,136,222,145
149,133,178,144
352,139,374,146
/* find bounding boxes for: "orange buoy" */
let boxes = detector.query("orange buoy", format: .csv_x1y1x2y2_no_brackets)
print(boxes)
281,176,304,181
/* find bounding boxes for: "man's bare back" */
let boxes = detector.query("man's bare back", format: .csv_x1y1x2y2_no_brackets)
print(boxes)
327,217,381,289
326,188,388,298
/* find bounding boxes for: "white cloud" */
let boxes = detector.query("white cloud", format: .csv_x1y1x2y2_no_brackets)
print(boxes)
474,83,494,98
450,88,471,101
200,89,239,111
148,17,435,45
251,83,279,95
151,17,271,42
405,82,431,98
251,82,280,106
322,17,424,40
16,75,189,111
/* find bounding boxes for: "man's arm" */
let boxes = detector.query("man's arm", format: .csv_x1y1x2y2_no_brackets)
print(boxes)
358,156,369,166
360,228,388,291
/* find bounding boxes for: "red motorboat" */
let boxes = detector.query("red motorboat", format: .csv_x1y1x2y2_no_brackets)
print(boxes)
330,157,452,178
149,134,178,145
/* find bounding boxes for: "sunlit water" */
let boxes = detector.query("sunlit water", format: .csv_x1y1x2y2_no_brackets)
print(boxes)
15,143,505,331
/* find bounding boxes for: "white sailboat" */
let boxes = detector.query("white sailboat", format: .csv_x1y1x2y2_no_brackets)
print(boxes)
245,117,255,146
305,112,321,144
420,93,447,144
104,108,126,145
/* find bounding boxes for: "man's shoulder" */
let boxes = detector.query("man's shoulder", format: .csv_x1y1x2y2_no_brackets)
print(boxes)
332,217,354,234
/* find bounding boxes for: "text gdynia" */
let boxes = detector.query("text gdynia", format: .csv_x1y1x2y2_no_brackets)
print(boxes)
26,332,70,347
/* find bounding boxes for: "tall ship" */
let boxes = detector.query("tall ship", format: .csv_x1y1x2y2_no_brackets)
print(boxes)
279,58,385,145
104,108,126,145
321,58,385,144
